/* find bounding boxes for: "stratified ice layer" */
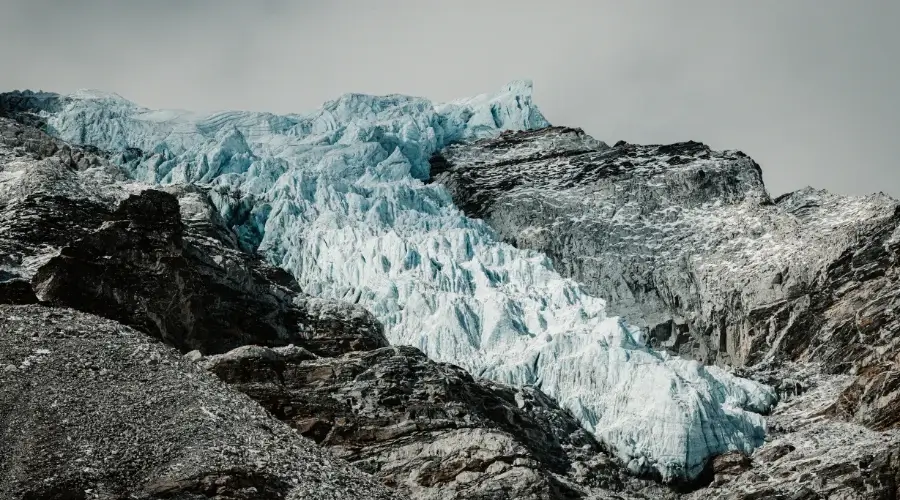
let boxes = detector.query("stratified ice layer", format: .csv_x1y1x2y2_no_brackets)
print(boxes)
41,81,775,480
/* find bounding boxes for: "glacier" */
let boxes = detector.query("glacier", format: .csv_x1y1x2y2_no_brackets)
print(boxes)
37,80,775,481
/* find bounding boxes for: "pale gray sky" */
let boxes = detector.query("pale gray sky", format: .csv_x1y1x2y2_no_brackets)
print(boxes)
2,0,898,197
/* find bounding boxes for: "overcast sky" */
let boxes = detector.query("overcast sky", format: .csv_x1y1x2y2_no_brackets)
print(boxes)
2,0,897,197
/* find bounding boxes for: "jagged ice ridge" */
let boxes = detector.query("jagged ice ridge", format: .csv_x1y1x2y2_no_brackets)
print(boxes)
36,81,776,481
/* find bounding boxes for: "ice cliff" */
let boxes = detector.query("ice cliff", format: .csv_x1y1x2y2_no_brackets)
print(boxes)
34,81,775,480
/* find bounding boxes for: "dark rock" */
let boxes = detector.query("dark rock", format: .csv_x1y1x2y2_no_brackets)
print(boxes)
27,188,387,355
753,443,795,463
0,116,387,356
0,90,64,130
787,487,820,500
0,279,37,305
198,343,636,499
432,126,900,499
711,452,752,478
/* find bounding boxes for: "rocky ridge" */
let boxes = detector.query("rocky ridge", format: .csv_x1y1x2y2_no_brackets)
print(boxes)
0,305,400,500
193,344,643,499
431,126,900,498
431,127,900,371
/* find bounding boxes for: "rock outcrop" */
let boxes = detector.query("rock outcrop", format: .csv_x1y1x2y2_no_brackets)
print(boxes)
431,126,900,498
0,116,387,356
192,343,649,500
687,364,900,499
431,126,900,372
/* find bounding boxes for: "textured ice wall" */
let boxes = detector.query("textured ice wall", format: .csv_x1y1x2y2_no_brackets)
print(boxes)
42,81,775,481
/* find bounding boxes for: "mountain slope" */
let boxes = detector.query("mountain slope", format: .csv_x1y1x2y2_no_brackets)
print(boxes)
0,304,401,500
195,344,638,499
430,127,900,371
2,80,899,498
430,125,900,499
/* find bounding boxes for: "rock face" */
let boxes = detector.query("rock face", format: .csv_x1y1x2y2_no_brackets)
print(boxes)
0,116,387,356
832,362,900,430
431,126,900,370
194,343,647,500
0,305,400,500
0,90,63,130
29,186,388,356
687,364,900,500
431,126,900,498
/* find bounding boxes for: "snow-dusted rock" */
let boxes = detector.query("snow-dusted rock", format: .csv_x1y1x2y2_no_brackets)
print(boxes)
687,364,900,499
431,126,900,371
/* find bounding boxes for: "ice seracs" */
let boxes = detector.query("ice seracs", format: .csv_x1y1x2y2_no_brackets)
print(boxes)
37,81,775,481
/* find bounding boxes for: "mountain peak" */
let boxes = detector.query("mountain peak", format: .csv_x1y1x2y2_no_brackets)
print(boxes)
67,88,132,103
503,78,534,95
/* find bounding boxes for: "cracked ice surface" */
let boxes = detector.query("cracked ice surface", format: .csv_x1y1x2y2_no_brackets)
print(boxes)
42,80,775,480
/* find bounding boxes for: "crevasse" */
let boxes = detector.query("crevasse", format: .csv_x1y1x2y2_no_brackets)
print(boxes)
41,80,776,481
